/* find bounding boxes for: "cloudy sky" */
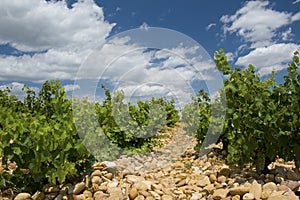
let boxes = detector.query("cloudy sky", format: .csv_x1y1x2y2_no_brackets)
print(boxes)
0,0,299,107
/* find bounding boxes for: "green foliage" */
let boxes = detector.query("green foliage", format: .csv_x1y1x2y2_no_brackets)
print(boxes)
182,89,211,150
0,81,92,192
94,85,180,156
185,49,300,173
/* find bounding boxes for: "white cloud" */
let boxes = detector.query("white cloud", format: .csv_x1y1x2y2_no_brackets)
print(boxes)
0,1,222,106
281,28,293,41
221,1,299,49
292,0,300,4
0,82,39,100
221,1,300,76
292,11,300,22
63,84,80,92
139,22,150,30
206,23,216,31
0,0,115,82
74,35,219,107
235,43,300,76
225,52,234,62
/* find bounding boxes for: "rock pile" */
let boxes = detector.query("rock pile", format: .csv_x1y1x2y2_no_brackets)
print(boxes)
6,150,300,200
2,125,300,199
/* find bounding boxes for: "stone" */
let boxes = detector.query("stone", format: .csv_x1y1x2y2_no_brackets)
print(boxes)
105,173,113,180
242,193,254,200
235,177,247,185
145,197,155,200
265,174,275,182
190,192,202,200
149,191,160,199
98,185,108,192
92,162,105,170
91,175,102,185
32,191,45,200
212,189,228,199
46,192,58,200
203,184,215,192
83,190,92,198
275,167,288,177
231,195,240,200
217,175,226,183
229,186,250,196
275,174,285,183
134,181,148,191
262,182,277,192
93,191,109,200
286,170,300,181
73,194,85,200
73,182,86,195
161,195,173,200
139,190,151,197
129,187,138,200
281,180,300,192
176,179,186,187
178,193,187,199
91,170,102,177
249,180,261,199
151,183,163,191
135,195,146,200
219,166,230,177
54,194,63,200
267,192,298,200
14,193,31,200
107,187,123,200
173,161,185,168
209,174,217,183
107,181,119,188
126,175,145,183
261,190,272,199
43,185,60,193
196,175,211,187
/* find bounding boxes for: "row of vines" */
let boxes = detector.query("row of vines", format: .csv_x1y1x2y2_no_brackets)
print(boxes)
0,82,179,192
183,50,300,173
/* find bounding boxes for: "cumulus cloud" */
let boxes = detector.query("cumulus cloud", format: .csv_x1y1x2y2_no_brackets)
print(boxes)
74,33,220,108
292,0,300,4
0,0,115,82
225,52,234,62
206,23,216,31
220,1,300,76
139,22,150,30
281,28,293,41
221,1,299,49
292,12,300,22
235,43,300,76
0,1,222,106
63,84,80,92
0,82,39,100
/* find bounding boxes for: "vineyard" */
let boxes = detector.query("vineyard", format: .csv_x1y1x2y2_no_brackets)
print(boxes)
0,49,299,199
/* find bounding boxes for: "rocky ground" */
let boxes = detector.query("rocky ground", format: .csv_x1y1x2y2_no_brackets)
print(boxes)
2,124,300,200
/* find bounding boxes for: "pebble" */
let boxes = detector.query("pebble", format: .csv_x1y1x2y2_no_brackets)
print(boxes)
242,192,254,200
229,186,250,196
129,187,138,200
73,182,86,195
262,182,277,192
212,188,229,199
14,193,31,200
249,180,261,199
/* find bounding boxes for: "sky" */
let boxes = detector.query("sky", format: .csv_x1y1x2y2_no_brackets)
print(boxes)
0,0,299,108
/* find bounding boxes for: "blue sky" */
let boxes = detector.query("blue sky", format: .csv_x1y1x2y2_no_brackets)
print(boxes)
0,0,299,107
